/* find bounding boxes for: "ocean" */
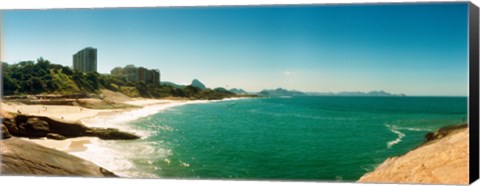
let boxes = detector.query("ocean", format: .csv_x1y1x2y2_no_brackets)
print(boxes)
74,96,467,181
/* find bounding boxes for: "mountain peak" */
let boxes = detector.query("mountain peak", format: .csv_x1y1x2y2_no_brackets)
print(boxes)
191,79,206,90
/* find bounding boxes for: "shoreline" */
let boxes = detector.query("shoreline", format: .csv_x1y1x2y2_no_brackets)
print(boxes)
2,97,245,177
1,98,197,147
4,96,467,182
73,97,246,177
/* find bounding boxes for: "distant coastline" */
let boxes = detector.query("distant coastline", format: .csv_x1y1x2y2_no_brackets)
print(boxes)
258,88,406,97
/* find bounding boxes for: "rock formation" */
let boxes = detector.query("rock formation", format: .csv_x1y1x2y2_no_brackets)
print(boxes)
358,124,469,184
3,114,140,140
1,124,12,139
46,133,67,140
1,137,117,177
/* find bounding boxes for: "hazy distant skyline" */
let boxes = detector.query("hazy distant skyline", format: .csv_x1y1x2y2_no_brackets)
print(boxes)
2,3,469,96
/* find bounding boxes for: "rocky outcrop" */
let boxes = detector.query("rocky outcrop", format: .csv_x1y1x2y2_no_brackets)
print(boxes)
3,114,140,140
1,124,12,139
424,124,467,142
358,125,469,185
46,133,67,140
22,118,50,137
1,137,117,177
85,127,140,140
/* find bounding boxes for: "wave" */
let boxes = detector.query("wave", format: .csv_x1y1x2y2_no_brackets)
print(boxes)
71,98,244,178
81,99,242,137
397,126,431,132
70,139,167,178
385,124,406,148
384,123,432,149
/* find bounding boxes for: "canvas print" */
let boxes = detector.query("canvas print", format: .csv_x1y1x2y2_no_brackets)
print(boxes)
0,2,472,185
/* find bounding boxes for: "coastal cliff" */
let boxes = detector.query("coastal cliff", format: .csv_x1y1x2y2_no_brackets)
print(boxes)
358,124,469,184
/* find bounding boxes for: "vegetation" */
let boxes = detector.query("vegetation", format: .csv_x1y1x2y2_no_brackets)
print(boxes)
2,58,235,100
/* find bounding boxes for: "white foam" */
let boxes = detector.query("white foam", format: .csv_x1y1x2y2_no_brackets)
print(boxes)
69,138,174,178
71,98,247,177
69,139,137,177
80,100,217,138
397,126,430,132
82,98,244,129
385,124,406,148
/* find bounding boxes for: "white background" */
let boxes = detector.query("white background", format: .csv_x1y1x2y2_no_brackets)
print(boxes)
0,0,479,186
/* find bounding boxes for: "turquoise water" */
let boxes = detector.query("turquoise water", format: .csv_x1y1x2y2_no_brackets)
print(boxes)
103,96,467,181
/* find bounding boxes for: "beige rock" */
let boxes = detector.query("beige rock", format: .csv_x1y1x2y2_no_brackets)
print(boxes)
358,128,469,185
1,137,117,177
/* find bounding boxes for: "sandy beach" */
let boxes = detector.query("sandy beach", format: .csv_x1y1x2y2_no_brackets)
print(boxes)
0,102,110,123
123,98,183,107
1,98,190,154
27,137,95,152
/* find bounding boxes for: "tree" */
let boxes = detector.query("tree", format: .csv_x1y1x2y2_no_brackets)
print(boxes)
3,76,19,95
110,67,124,76
184,85,201,96
135,82,149,97
36,57,51,72
86,72,99,90
171,87,186,97
72,71,95,92
26,77,46,94
61,66,73,75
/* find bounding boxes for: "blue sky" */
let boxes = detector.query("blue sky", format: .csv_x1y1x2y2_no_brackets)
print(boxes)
2,3,469,96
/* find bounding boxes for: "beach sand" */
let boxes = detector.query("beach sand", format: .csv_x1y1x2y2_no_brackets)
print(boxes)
27,137,95,152
123,99,183,107
1,99,188,153
0,102,110,122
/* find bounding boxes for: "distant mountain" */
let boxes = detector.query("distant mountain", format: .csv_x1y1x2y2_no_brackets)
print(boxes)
336,90,402,96
258,88,306,97
191,79,207,90
306,92,336,96
365,90,395,96
213,87,232,94
229,88,248,95
162,81,186,89
306,90,406,97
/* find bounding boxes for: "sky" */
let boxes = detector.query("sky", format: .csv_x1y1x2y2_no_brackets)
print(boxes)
2,2,469,96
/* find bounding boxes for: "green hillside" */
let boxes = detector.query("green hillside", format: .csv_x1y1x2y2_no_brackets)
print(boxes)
1,58,235,100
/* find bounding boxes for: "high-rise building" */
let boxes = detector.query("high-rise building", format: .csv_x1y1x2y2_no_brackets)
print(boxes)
123,65,138,82
111,65,161,86
73,47,97,73
151,69,160,86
